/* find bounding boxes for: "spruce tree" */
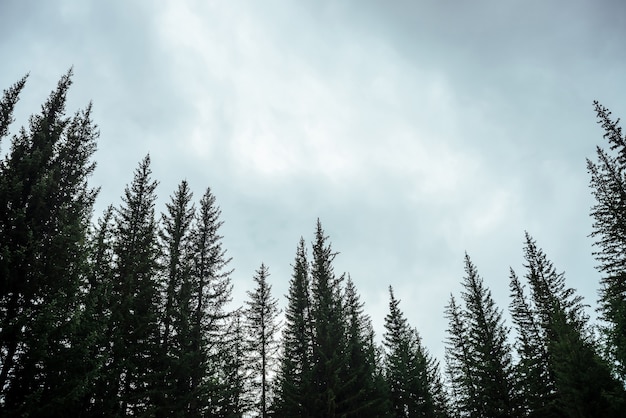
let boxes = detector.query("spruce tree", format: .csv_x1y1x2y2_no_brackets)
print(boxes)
508,269,555,417
188,187,233,415
83,206,117,414
213,310,250,417
445,255,516,418
342,276,388,417
106,155,162,416
308,220,349,417
243,263,280,418
587,101,626,383
274,237,314,417
384,286,449,418
520,233,625,417
156,180,195,416
0,74,27,143
0,71,99,415
444,294,479,417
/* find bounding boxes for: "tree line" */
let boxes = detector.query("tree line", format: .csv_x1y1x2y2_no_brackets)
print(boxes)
1,72,626,417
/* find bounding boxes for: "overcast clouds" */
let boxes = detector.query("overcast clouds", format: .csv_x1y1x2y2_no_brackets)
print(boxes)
2,0,626,361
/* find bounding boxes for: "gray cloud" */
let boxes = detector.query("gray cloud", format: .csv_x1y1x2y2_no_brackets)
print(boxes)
1,0,625,362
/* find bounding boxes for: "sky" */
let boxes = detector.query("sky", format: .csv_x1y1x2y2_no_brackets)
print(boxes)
2,0,626,363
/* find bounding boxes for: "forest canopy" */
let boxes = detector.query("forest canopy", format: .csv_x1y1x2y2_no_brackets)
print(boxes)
1,73,626,417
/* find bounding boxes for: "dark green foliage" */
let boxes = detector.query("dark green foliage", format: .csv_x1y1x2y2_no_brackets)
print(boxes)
212,311,250,417
445,255,516,418
156,180,195,416
308,220,351,417
243,263,280,418
187,187,234,415
587,102,626,383
0,74,27,143
0,70,99,416
384,286,449,418
5,74,626,417
274,237,314,417
444,294,478,417
84,206,117,414
342,276,388,417
105,155,162,416
517,234,625,417
275,223,388,418
508,269,556,417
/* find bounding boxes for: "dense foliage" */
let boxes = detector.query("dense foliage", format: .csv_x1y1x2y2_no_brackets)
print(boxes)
1,74,625,417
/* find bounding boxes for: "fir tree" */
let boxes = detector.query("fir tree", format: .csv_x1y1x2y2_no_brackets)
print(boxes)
384,286,449,418
213,311,250,417
520,233,625,417
445,255,516,418
0,71,99,415
340,276,390,417
106,155,162,416
243,263,281,418
508,269,555,417
274,237,314,417
587,101,626,383
156,180,195,416
0,74,27,143
444,294,479,418
308,220,349,417
189,187,233,415
83,206,117,414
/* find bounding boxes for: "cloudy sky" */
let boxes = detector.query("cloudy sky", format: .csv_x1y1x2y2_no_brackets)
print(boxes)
2,0,626,361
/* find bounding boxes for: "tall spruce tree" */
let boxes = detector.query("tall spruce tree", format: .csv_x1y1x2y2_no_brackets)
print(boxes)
309,220,350,417
444,294,478,418
587,101,626,383
213,310,250,417
342,276,388,417
445,255,516,418
0,71,99,415
274,237,314,417
156,180,195,416
106,155,162,416
508,269,555,417
189,187,233,415
83,206,117,414
243,263,280,418
518,233,625,417
384,286,449,418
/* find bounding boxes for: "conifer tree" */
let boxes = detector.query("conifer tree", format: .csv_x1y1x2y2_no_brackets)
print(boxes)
106,155,162,416
508,269,555,417
83,206,117,414
519,233,625,417
156,180,195,416
243,263,280,418
213,311,250,417
342,276,387,417
274,237,314,417
445,255,516,418
188,187,233,415
384,286,449,418
444,294,479,417
587,102,626,382
0,74,27,143
308,220,350,417
0,71,99,415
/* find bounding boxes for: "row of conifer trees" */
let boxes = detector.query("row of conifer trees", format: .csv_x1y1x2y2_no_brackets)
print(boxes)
1,72,626,417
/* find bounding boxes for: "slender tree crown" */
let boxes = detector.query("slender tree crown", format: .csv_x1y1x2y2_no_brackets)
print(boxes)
588,101,626,384
244,263,281,418
0,70,99,415
446,254,516,418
